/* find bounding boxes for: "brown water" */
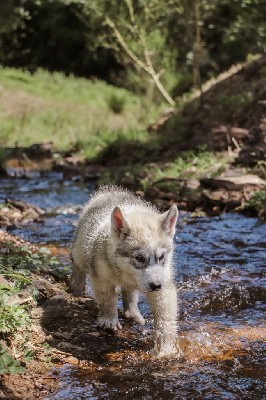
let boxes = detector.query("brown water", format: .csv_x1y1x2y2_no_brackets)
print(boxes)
1,171,265,399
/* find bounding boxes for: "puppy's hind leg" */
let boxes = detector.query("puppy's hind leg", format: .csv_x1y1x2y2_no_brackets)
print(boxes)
122,288,145,325
69,262,86,296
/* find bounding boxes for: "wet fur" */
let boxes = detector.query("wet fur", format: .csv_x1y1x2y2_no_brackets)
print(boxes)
70,186,178,357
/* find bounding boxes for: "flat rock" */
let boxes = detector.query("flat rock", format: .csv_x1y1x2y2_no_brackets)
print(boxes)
202,189,243,210
200,174,266,190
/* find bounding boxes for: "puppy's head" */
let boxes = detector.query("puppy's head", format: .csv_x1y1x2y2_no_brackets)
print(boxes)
110,204,178,292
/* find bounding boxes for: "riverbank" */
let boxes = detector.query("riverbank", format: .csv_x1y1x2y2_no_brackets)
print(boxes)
1,146,265,221
1,57,265,219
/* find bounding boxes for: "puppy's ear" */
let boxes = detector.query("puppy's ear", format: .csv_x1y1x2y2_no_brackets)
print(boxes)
111,206,129,239
161,204,178,237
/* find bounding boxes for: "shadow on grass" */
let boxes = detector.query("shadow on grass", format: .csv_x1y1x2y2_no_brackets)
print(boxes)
93,127,187,167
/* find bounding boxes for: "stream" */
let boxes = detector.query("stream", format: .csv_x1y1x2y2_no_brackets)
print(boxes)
1,171,265,399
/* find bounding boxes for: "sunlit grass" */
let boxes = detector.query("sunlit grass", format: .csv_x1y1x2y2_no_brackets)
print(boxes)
0,67,163,152
141,149,231,189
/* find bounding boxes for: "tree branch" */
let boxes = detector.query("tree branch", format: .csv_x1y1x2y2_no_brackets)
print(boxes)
106,16,175,106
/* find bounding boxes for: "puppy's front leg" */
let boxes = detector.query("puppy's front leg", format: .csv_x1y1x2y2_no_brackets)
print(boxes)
92,279,121,332
122,288,145,325
69,262,86,296
147,282,179,357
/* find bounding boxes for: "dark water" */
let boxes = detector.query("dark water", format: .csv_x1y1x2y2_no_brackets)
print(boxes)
1,172,265,399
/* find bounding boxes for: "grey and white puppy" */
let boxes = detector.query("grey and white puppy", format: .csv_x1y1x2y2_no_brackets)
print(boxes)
70,186,179,357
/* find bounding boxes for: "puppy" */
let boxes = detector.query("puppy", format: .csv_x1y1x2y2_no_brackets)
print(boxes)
70,186,178,356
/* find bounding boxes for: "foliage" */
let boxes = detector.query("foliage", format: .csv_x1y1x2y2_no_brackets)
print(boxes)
140,150,230,189
0,0,264,98
0,273,32,374
0,147,7,163
0,240,69,282
100,149,231,191
218,92,253,118
0,0,119,80
0,344,24,374
252,161,266,180
81,129,151,161
1,242,56,271
103,0,177,104
247,190,266,220
0,240,64,374
0,300,29,334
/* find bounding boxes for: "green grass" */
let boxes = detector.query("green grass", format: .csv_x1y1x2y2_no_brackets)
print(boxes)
80,129,151,160
140,150,231,190
0,67,163,153
99,149,231,192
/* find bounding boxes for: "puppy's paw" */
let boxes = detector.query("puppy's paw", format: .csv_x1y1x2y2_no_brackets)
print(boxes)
153,334,181,358
155,345,179,358
124,309,145,325
97,317,122,333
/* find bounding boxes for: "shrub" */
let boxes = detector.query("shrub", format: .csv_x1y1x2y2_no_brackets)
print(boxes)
107,93,127,114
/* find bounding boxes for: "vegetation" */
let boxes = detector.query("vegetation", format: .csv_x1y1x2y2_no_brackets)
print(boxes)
0,241,64,374
141,150,230,185
99,149,231,191
0,67,161,152
0,270,32,374
0,0,265,102
246,190,266,219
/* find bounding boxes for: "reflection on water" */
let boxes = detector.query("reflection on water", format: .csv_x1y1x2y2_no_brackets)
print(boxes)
1,173,265,399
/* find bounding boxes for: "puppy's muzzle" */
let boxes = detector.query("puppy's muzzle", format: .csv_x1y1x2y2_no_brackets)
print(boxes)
149,282,162,291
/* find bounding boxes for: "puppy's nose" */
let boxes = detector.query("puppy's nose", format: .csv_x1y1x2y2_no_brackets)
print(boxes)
150,282,162,291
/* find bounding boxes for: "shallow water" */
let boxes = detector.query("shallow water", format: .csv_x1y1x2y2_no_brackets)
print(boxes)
1,172,265,399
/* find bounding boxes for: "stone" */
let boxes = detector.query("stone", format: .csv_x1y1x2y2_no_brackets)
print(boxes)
200,175,266,191
27,142,54,158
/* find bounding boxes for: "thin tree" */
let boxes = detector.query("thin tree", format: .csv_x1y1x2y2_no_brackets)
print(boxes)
105,0,175,106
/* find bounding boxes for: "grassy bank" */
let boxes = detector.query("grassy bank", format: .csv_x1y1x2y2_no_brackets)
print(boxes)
0,67,162,156
100,149,231,189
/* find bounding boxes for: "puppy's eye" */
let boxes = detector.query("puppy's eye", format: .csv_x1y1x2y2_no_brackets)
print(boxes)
158,253,165,262
135,254,146,264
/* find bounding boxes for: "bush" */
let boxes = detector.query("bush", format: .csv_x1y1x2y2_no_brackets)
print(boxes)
107,93,127,114
247,190,266,219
